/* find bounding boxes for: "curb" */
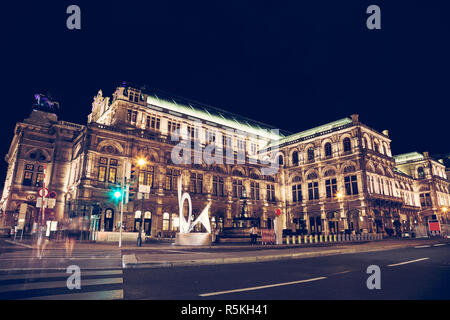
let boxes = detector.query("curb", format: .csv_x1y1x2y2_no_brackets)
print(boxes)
122,241,449,269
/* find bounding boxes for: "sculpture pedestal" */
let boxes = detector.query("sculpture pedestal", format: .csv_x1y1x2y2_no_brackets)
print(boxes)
175,233,211,246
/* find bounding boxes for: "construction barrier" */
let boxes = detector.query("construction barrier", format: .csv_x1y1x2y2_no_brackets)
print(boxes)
261,229,276,244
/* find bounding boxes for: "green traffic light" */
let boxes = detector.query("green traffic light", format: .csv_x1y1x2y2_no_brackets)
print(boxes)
114,191,122,199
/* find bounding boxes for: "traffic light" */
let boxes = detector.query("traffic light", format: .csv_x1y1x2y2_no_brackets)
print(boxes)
127,185,136,203
109,185,123,202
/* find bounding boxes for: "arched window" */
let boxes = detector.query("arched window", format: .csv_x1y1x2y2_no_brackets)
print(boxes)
292,151,299,165
278,155,284,166
163,212,170,231
324,143,332,157
374,142,379,153
292,176,302,183
307,147,315,162
307,172,318,180
417,167,425,178
324,169,336,177
343,137,351,152
363,137,368,149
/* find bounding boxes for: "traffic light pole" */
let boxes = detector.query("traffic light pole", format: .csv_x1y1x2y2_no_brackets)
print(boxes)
137,166,143,247
119,161,126,248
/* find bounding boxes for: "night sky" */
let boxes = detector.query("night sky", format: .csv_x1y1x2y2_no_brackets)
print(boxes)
1,1,449,188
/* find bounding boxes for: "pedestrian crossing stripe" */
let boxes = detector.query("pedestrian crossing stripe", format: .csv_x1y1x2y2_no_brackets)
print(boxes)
0,269,124,300
0,277,123,293
23,289,124,300
0,269,122,281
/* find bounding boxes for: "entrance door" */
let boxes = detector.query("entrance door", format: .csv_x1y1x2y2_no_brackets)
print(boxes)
104,209,114,231
144,219,152,235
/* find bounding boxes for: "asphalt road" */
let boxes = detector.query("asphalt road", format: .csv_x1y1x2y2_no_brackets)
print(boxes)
122,244,450,300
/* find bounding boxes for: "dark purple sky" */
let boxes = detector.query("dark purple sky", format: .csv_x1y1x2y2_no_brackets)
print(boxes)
0,1,449,187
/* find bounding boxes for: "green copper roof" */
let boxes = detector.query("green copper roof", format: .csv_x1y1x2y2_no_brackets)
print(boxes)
145,92,286,140
393,152,425,164
265,117,353,148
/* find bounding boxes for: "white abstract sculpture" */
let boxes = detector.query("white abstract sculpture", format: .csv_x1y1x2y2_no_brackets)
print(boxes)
177,177,211,234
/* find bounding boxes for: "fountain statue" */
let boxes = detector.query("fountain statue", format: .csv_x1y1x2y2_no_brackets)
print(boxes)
174,177,212,246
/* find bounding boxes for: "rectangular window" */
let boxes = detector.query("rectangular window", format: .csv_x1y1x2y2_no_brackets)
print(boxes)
213,176,218,196
165,169,179,191
325,178,337,198
345,175,359,195
233,180,243,198
131,111,137,122
250,143,257,155
308,182,319,200
99,157,108,165
23,171,33,186
108,167,117,184
127,110,132,122
266,184,275,202
190,173,203,194
109,159,118,166
222,135,231,150
292,184,302,202
35,173,44,187
98,166,107,182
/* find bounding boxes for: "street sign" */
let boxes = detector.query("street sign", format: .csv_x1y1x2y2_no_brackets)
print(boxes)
139,185,151,194
47,198,56,208
38,188,49,198
48,191,57,199
276,209,281,216
428,220,441,232
36,198,48,208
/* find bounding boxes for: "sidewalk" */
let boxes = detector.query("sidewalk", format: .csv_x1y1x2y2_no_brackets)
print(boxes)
122,238,450,269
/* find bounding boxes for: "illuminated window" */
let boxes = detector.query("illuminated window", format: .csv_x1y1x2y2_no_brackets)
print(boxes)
98,166,107,182
165,169,180,190
23,171,33,186
163,212,170,231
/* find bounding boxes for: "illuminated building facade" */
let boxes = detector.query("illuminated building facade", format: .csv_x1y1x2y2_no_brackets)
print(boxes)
0,84,449,238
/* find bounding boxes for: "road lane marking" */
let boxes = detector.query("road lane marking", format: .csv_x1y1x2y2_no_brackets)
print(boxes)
433,244,446,247
23,289,123,300
0,277,123,293
414,245,431,248
0,269,122,281
199,277,327,297
387,257,429,267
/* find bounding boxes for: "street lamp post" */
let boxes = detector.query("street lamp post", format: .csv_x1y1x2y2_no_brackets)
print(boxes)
136,158,147,247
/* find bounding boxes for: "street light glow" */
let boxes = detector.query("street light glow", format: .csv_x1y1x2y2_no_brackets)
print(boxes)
137,158,147,167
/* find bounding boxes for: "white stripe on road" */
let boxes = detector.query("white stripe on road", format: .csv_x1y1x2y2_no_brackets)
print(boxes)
387,257,429,267
0,269,122,281
23,289,124,300
199,277,327,297
433,244,446,247
414,245,431,248
0,277,122,293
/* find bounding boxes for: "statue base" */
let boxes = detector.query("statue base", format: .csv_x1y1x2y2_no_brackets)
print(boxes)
175,233,211,246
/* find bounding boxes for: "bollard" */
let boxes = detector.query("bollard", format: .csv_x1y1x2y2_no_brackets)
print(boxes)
285,236,289,245
332,234,335,242
291,235,296,244
298,235,302,244
338,234,342,242
324,234,327,242
313,235,317,243
309,235,313,244
319,235,323,242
